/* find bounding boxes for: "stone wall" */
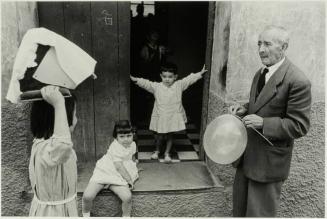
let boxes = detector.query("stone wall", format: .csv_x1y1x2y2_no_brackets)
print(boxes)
206,1,325,217
1,1,38,216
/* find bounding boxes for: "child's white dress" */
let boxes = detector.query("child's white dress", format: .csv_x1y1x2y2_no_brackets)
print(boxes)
29,135,78,216
90,140,138,186
135,72,203,133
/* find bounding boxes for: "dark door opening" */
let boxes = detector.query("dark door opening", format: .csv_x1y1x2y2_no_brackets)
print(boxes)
130,1,209,162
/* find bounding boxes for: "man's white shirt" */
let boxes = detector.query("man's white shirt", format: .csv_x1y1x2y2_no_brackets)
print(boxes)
262,57,285,83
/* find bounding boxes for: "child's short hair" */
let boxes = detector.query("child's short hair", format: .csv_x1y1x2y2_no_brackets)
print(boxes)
160,62,178,75
30,94,77,139
112,120,135,138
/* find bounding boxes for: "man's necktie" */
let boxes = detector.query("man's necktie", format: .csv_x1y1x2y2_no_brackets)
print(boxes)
256,68,269,98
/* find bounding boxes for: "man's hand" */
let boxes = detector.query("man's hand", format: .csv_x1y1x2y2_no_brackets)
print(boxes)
229,103,247,116
242,114,263,129
130,75,137,82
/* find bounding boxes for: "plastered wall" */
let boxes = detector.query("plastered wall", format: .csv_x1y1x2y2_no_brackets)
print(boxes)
227,2,325,103
207,1,325,217
1,1,38,216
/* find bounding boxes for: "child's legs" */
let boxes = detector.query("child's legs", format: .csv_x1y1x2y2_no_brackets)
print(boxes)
164,132,174,154
154,132,164,152
82,182,105,213
110,185,132,217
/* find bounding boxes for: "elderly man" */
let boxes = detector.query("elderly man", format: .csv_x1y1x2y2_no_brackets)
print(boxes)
229,25,311,217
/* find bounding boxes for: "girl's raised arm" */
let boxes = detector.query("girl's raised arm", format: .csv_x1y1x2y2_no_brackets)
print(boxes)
41,86,71,138
40,86,74,166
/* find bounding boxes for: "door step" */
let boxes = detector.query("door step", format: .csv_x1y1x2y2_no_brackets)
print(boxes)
77,186,224,217
77,161,225,217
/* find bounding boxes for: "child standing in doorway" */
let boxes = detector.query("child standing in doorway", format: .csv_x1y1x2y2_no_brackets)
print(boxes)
130,62,207,163
82,120,138,217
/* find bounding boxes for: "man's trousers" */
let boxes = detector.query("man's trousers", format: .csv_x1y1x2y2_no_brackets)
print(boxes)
233,167,284,217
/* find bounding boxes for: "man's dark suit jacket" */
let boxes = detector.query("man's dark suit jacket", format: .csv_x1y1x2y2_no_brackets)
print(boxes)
234,57,312,183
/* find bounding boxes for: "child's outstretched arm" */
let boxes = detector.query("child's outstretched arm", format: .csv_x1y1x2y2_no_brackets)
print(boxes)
130,75,138,83
198,64,208,76
130,74,156,94
180,64,208,91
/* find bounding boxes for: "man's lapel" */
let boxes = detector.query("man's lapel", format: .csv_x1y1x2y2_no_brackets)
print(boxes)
252,57,290,113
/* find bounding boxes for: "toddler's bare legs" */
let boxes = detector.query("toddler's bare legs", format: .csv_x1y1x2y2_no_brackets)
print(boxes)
164,133,173,163
82,182,105,216
110,185,132,217
151,133,163,159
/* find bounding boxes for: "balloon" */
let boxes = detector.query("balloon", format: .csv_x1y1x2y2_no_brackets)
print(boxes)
203,114,247,164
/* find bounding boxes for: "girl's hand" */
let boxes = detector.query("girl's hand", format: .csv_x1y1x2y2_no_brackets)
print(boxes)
41,86,65,107
130,75,137,82
128,183,134,190
199,64,208,75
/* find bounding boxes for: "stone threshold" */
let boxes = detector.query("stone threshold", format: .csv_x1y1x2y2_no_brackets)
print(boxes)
77,161,222,194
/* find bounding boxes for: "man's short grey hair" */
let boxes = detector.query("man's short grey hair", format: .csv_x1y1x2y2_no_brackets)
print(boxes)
262,25,290,46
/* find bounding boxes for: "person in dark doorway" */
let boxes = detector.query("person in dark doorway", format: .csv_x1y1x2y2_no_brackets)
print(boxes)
131,2,147,65
229,25,311,217
139,30,169,81
146,13,157,32
131,63,207,163
133,30,170,125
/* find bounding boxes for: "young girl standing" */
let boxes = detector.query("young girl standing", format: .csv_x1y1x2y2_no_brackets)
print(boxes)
29,86,78,216
130,62,207,162
82,120,138,217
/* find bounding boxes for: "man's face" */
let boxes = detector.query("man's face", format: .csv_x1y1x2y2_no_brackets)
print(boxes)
149,33,159,44
258,30,285,66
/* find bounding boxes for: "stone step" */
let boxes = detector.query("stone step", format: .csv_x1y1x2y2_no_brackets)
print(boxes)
76,186,224,217
77,161,225,217
24,162,225,217
25,187,225,217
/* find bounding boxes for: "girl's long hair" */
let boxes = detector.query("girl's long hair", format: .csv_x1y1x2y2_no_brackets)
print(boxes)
30,94,76,139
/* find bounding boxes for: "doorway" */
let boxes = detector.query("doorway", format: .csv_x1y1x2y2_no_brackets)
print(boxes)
130,2,209,162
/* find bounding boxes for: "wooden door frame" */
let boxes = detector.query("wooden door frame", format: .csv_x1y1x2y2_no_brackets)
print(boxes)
199,2,216,161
